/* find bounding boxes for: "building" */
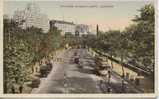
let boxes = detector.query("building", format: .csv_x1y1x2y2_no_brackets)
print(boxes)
13,10,25,24
88,25,97,35
3,14,10,19
75,24,90,36
50,20,76,36
50,20,95,37
13,2,49,33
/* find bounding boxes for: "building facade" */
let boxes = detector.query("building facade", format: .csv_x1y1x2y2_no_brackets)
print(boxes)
49,20,93,36
50,20,76,36
13,2,49,33
75,24,90,36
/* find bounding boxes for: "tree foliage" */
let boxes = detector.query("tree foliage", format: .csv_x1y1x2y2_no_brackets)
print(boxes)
4,18,63,93
85,4,154,74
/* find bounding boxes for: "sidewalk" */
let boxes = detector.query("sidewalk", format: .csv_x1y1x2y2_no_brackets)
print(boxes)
31,49,66,93
88,48,150,93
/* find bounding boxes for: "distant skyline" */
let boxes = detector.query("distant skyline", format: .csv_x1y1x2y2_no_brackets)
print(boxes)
4,0,153,31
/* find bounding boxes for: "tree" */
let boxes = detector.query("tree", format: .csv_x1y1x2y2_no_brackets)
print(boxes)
126,4,154,73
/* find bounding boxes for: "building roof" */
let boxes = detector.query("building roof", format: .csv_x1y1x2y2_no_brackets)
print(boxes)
50,20,75,25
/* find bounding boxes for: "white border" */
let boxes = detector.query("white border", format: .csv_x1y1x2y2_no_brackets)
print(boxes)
0,0,3,95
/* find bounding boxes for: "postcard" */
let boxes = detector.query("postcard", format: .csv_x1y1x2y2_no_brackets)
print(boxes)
1,0,157,98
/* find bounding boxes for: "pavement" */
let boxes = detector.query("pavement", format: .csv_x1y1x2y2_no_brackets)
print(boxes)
32,49,102,93
32,48,142,94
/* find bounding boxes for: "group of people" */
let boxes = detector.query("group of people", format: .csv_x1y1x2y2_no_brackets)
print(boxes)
39,58,53,77
99,70,112,93
11,84,23,94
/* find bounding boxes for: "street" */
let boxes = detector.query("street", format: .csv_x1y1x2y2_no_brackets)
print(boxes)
32,48,142,93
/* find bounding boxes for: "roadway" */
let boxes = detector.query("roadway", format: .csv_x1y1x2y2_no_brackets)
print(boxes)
32,48,142,93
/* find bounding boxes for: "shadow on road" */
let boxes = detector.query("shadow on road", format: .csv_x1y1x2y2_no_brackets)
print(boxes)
64,77,101,93
76,67,94,74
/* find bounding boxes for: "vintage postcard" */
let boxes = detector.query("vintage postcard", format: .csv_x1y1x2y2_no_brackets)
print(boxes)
1,0,157,97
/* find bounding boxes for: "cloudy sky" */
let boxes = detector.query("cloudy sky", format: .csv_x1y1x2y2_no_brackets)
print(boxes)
4,0,153,31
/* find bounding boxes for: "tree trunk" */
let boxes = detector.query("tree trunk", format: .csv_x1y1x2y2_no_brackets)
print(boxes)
110,54,114,69
121,54,125,78
3,67,7,93
121,54,125,92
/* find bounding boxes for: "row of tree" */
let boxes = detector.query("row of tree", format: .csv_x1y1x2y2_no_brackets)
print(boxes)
4,18,63,93
85,4,154,76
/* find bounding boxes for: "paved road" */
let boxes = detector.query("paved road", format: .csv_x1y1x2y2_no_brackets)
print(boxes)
32,49,102,93
32,48,142,93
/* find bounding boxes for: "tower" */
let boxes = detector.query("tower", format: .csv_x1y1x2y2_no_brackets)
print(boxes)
96,24,99,36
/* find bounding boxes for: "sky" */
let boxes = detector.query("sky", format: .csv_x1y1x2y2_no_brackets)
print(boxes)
3,0,153,31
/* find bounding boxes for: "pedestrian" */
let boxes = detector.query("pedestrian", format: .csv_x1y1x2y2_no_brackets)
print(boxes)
19,85,23,93
39,60,42,65
108,70,111,77
11,85,15,94
107,87,111,93
99,79,105,88
35,67,38,72
108,70,111,84
121,79,125,92
100,79,103,85
48,60,53,70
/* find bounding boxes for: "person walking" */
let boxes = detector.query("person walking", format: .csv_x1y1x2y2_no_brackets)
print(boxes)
19,85,23,93
108,70,111,84
107,87,111,93
121,79,125,92
11,85,15,93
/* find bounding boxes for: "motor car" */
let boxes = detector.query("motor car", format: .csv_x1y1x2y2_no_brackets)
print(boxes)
31,77,40,88
40,64,48,77
74,56,79,64
94,56,111,76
